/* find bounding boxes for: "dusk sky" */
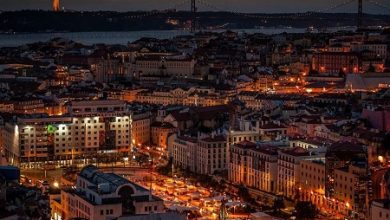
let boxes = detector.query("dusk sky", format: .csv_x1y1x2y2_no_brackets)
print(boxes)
1,0,390,14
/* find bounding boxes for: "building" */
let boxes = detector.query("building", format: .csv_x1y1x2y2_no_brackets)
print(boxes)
298,160,326,209
12,98,45,114
51,165,165,220
68,100,128,117
312,52,360,75
170,135,198,172
362,105,390,132
345,72,390,91
257,123,288,141
133,56,196,79
228,141,278,194
136,87,227,107
94,58,121,83
333,163,368,217
131,111,151,146
370,200,390,220
0,101,14,113
277,147,325,199
151,122,177,150
325,142,367,198
197,135,227,175
3,113,132,166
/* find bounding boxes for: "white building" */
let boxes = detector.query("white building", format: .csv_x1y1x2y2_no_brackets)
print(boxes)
370,200,390,220
51,165,165,220
171,135,198,172
3,113,132,166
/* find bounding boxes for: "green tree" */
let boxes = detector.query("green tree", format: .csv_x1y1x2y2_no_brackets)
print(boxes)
295,201,318,220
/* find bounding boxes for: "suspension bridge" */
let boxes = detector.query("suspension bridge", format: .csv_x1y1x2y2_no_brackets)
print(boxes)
52,0,390,32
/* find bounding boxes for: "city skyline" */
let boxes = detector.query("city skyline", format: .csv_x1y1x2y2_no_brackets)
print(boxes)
1,0,390,14
1,0,390,219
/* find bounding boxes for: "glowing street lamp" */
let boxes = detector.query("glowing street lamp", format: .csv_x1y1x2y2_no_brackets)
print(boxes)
53,181,59,188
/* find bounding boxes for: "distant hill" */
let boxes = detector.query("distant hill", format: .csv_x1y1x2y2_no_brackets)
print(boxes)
0,10,390,33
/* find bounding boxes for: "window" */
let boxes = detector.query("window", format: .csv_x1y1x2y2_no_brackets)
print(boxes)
100,210,104,215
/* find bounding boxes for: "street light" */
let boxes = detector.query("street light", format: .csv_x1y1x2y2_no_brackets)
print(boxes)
53,181,59,188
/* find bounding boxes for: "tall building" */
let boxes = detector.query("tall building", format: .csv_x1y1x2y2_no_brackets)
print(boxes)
53,0,60,12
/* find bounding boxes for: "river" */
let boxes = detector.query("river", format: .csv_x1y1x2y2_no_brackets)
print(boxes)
0,27,355,47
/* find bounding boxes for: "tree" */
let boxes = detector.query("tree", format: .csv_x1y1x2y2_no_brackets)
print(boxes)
295,201,318,220
272,197,285,214
237,185,255,204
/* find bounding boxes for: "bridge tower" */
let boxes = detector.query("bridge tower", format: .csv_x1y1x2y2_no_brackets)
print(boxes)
358,0,363,29
190,0,197,32
53,0,60,12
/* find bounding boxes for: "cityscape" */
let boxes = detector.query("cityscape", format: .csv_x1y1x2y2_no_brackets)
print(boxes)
0,0,390,220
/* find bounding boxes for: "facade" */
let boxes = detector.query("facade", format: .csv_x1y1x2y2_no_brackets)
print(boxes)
133,56,196,79
3,114,132,166
228,141,278,193
333,164,368,216
298,160,326,208
277,147,325,199
257,123,288,140
151,122,177,150
197,135,227,175
51,165,164,220
12,98,45,114
136,88,228,107
0,102,14,113
362,106,390,132
312,52,360,75
131,111,151,146
370,200,390,220
171,135,198,172
68,100,128,117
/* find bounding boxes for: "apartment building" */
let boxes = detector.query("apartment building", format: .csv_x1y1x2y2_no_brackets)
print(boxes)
3,114,132,166
298,159,326,208
333,163,368,216
197,135,227,175
228,141,278,193
131,111,151,146
171,135,198,172
277,147,325,199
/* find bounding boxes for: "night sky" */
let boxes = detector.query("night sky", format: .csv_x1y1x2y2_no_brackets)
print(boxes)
1,0,389,14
